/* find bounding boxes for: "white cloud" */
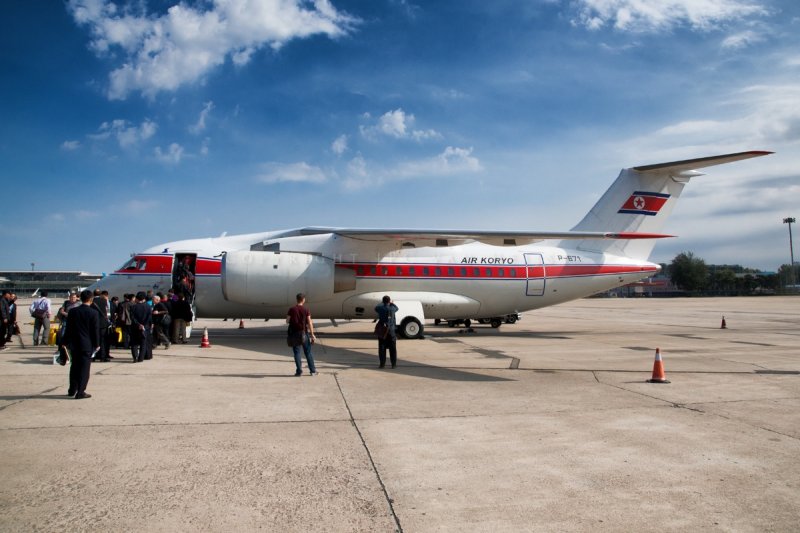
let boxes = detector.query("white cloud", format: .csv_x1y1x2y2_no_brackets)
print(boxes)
67,0,358,99
189,101,214,134
721,30,763,49
256,162,327,184
342,147,482,190
331,134,348,155
154,143,185,164
90,118,157,148
360,108,443,142
572,0,767,33
61,140,81,151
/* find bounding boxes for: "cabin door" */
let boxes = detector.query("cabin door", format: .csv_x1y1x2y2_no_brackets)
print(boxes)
524,253,546,296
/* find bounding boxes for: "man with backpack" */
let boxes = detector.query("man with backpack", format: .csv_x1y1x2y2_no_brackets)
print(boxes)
30,290,52,347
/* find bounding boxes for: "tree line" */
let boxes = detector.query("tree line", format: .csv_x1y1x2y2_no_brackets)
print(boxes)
667,252,800,295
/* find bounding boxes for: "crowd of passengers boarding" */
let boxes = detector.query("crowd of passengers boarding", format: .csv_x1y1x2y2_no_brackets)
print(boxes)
23,288,194,364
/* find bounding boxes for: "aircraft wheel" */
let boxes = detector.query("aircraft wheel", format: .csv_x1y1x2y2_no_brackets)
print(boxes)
463,319,472,328
505,315,517,324
434,319,441,325
490,318,502,328
447,320,458,328
400,317,424,339
478,318,489,324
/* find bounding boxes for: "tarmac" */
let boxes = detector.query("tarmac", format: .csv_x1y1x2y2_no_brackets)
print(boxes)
0,296,798,532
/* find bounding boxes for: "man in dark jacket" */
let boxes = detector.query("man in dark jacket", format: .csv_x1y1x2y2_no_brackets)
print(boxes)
0,290,12,351
91,290,111,361
170,293,193,344
64,289,100,399
129,292,152,363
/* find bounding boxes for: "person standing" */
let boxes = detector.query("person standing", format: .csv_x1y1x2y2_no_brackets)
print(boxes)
151,295,171,349
6,293,18,344
56,292,80,346
286,293,317,376
129,292,152,363
170,293,192,344
91,290,111,361
30,291,52,346
375,295,399,369
0,290,11,351
64,289,100,399
116,294,133,349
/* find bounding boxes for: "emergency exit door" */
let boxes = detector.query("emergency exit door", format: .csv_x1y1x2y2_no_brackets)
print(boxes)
524,253,546,296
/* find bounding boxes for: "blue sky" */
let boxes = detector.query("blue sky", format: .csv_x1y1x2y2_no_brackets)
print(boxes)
1,0,798,273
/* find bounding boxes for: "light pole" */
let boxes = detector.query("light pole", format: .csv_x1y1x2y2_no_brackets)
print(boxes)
784,217,796,286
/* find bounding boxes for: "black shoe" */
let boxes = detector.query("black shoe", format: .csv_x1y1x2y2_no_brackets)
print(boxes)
294,372,302,377
74,393,92,399
107,355,115,359
67,390,74,396
379,363,385,368
391,364,396,369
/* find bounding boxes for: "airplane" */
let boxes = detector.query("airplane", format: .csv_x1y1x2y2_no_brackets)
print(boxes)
89,150,772,338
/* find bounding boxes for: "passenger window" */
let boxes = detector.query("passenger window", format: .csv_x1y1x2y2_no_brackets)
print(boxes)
409,267,416,275
498,268,505,277
485,268,492,277
370,267,376,275
435,267,442,276
473,268,480,277
448,267,455,276
382,267,389,276
395,266,402,276
461,268,467,276
423,267,430,276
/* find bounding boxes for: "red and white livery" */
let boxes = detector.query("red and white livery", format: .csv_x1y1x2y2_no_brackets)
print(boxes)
90,151,771,338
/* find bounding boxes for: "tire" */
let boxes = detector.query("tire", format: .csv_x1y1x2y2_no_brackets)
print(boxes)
490,318,502,328
400,317,424,339
478,318,489,324
463,319,472,328
505,315,517,324
447,320,458,328
434,319,441,325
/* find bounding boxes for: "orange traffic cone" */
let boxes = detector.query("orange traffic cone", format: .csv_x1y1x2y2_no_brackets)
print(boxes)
647,348,670,383
199,327,211,348
238,319,245,329
720,316,727,329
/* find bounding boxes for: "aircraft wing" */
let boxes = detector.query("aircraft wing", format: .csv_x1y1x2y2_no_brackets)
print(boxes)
295,227,672,246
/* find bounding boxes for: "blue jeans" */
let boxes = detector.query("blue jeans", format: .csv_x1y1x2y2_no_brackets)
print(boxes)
292,334,316,374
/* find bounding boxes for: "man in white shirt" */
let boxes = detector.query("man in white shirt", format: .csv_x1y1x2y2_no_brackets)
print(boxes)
30,291,52,346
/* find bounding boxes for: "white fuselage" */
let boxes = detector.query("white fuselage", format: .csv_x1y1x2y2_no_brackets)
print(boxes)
90,230,659,320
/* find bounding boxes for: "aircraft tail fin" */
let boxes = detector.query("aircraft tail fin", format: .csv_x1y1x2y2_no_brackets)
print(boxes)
569,151,772,260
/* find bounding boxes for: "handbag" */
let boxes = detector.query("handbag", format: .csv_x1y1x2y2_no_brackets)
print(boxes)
374,321,389,339
286,326,305,347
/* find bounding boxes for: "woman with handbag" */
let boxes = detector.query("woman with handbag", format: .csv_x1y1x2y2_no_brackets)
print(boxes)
374,295,399,368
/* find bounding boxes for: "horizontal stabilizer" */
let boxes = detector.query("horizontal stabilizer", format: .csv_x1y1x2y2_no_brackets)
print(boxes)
633,151,772,174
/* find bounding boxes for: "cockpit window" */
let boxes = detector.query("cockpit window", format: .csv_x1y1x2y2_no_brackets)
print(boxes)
137,259,147,271
120,258,138,270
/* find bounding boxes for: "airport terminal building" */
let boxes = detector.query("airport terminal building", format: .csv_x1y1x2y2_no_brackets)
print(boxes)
0,270,101,297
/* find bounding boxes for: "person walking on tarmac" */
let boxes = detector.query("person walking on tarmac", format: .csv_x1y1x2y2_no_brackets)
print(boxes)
375,295,399,368
286,293,317,376
64,289,100,399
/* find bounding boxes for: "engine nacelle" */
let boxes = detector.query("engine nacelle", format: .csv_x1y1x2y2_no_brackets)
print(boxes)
222,250,336,306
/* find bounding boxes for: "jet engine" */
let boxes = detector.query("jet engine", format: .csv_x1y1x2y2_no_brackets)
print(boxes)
221,250,353,306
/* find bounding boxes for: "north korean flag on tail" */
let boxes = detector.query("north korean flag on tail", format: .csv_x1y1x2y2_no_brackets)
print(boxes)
618,191,671,216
